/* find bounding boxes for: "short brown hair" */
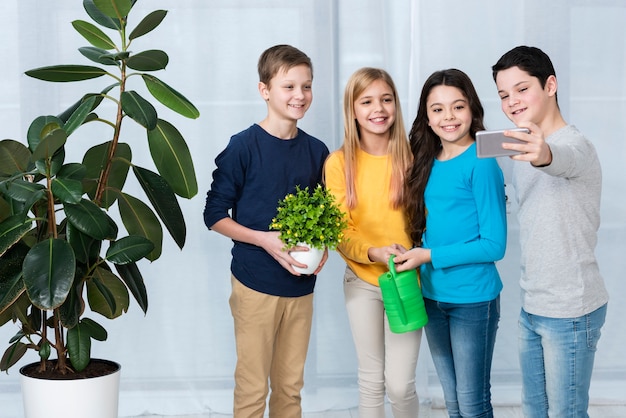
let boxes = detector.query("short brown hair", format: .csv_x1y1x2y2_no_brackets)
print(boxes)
257,44,313,86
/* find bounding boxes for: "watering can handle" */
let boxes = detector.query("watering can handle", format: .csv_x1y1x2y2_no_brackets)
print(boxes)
388,254,398,277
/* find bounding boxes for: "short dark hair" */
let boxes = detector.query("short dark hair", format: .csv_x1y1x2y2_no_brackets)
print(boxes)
492,46,557,90
257,44,313,86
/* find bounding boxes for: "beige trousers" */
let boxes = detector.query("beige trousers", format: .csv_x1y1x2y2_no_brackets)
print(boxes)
229,276,314,418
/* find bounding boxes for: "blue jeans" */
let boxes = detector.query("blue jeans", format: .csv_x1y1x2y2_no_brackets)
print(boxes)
424,296,500,418
519,304,607,418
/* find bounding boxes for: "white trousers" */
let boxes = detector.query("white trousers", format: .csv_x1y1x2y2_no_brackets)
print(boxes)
343,266,422,418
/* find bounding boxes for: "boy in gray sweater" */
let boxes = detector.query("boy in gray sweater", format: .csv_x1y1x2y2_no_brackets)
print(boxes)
491,46,609,417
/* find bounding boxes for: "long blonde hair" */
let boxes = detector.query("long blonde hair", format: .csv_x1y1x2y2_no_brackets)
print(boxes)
340,67,411,210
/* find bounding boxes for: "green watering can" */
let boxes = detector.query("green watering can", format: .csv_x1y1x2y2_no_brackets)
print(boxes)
378,255,428,333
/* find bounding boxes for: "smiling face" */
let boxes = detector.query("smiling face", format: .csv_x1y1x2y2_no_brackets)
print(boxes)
495,65,557,128
353,79,396,140
260,64,312,122
426,85,473,148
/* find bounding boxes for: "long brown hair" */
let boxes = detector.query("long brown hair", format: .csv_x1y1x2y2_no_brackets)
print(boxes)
339,67,412,210
406,69,485,244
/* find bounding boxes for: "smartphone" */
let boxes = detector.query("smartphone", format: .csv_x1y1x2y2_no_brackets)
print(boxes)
476,128,530,158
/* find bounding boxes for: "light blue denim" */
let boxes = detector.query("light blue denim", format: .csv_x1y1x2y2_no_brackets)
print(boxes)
519,304,607,418
424,296,500,418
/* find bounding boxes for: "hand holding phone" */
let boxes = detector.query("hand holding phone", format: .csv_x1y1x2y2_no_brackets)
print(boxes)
476,128,530,158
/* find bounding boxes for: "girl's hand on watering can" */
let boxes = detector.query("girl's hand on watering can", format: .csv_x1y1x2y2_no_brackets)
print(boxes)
393,247,432,272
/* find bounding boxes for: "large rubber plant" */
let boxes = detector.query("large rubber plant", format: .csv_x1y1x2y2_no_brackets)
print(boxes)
0,0,199,375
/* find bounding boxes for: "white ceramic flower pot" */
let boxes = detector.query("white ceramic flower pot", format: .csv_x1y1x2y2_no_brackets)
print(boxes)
20,359,121,418
290,243,324,275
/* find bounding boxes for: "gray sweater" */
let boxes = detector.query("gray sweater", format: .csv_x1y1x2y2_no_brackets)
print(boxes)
513,125,609,318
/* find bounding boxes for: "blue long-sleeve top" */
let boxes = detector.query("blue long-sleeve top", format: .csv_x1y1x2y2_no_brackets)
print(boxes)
420,143,507,303
204,124,329,297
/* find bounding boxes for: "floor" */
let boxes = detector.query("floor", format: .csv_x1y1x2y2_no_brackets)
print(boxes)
136,403,626,418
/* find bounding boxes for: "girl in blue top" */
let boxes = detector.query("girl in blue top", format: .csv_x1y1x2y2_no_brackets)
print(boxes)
393,69,507,418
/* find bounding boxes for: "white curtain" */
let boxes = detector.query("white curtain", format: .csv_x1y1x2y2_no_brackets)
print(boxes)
1,1,624,416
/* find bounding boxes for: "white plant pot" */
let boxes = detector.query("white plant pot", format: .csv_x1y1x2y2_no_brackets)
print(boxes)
20,359,121,418
290,243,324,275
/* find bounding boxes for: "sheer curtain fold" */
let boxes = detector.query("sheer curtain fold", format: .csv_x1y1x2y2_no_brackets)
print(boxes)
1,1,624,416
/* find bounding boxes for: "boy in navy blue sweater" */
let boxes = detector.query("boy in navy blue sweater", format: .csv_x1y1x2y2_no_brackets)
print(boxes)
203,44,329,418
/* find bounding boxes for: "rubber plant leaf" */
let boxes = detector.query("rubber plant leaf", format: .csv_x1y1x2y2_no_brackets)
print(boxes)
114,262,147,314
63,198,114,240
0,243,28,315
57,90,108,123
82,141,131,209
121,91,158,130
22,238,75,310
51,177,83,204
87,266,129,319
106,235,155,265
57,163,87,182
126,50,169,71
116,192,162,261
133,166,185,248
83,0,122,30
147,119,198,199
0,216,32,260
79,46,119,66
66,320,92,372
141,74,200,119
93,0,132,19
0,342,28,372
82,318,108,342
58,264,83,329
25,65,108,83
0,140,31,177
26,116,63,154
0,180,45,203
71,20,116,50
31,127,66,165
66,222,95,264
64,96,98,136
129,10,167,40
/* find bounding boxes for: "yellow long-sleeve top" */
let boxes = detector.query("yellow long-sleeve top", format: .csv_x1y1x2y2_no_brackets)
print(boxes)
324,149,412,286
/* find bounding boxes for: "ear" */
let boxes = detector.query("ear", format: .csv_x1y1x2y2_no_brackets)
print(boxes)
258,82,270,101
545,75,558,98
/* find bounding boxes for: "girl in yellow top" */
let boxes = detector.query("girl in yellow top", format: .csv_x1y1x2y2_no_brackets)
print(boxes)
324,67,421,418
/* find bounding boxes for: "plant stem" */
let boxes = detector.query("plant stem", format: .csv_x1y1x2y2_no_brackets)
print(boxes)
95,62,126,206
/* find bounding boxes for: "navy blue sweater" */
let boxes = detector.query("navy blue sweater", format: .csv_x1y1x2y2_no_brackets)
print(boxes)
204,124,329,297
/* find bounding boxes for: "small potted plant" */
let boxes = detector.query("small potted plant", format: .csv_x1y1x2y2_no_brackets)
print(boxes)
270,184,347,274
